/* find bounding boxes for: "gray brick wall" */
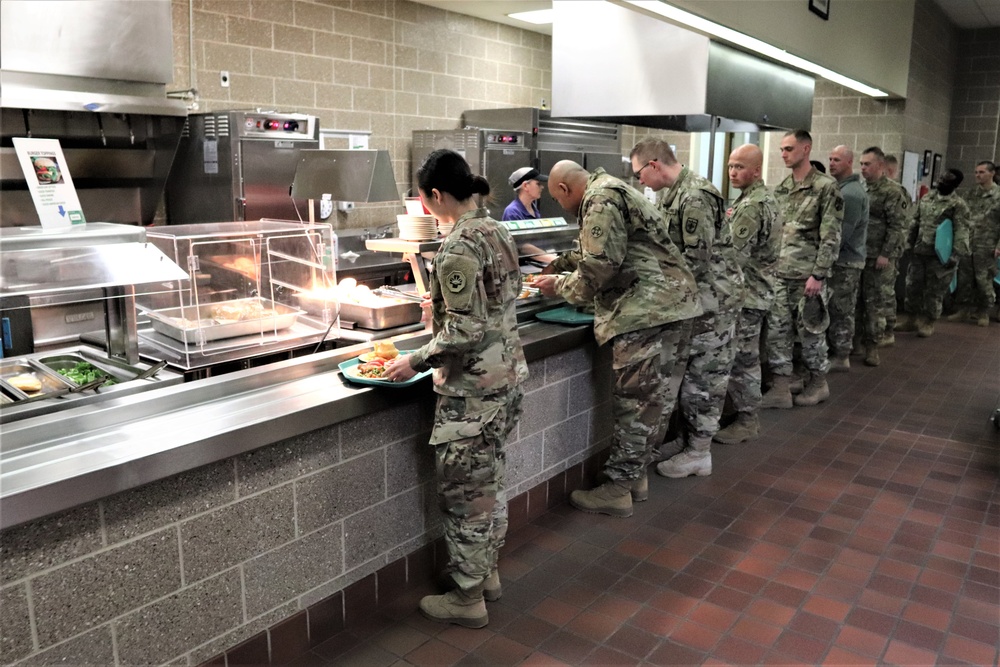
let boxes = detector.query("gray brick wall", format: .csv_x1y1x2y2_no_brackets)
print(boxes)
947,27,1000,181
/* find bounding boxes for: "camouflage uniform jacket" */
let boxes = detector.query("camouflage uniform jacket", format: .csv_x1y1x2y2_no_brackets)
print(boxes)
773,167,844,279
963,184,1000,253
908,190,971,259
726,179,781,311
864,175,910,260
658,166,745,313
835,173,869,269
409,208,529,397
553,168,702,345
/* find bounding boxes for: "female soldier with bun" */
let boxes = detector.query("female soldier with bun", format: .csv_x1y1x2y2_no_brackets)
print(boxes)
385,149,527,628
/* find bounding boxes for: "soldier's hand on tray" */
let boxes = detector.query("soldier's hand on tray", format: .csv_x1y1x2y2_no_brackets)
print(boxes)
532,275,559,298
384,355,417,382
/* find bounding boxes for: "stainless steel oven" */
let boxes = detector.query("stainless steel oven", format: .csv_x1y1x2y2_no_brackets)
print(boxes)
165,111,320,224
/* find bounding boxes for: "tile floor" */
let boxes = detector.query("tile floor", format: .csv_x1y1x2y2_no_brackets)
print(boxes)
287,320,999,666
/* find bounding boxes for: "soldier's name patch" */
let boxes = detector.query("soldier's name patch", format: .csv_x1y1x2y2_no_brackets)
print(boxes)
446,271,467,292
591,225,604,238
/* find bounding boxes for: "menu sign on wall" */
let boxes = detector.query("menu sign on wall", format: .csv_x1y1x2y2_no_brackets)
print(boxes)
12,137,87,228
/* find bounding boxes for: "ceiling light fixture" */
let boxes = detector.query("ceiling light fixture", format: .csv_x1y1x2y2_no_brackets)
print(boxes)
507,9,555,24
623,0,888,97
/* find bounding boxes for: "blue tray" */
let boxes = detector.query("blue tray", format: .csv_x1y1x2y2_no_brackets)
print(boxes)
535,305,595,325
338,357,432,388
934,218,953,264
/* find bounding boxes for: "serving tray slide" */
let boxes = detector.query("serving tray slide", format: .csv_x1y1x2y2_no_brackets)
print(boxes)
338,357,432,388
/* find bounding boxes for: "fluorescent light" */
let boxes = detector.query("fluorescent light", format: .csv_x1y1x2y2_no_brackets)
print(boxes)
623,0,888,97
507,9,554,24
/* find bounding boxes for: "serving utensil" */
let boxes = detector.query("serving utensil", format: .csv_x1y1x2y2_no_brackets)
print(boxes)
374,286,424,303
8,376,106,406
132,360,168,382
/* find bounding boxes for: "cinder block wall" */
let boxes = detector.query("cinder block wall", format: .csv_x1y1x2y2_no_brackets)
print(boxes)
0,345,613,666
946,27,1000,180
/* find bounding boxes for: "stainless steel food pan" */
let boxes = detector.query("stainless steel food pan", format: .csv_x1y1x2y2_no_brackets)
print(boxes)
148,299,304,344
337,299,422,330
0,359,73,399
37,354,134,387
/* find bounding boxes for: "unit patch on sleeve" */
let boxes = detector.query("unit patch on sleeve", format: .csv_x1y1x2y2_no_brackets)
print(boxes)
447,271,467,293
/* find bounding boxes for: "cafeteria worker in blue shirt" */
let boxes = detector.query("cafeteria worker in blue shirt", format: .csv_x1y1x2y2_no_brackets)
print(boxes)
502,167,547,221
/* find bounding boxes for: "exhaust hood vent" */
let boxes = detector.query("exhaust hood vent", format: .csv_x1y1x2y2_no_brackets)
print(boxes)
551,0,815,133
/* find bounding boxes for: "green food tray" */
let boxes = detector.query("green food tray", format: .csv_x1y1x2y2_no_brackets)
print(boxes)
535,306,595,325
338,357,432,388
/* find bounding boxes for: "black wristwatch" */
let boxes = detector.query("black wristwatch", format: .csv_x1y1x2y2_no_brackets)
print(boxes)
811,274,826,281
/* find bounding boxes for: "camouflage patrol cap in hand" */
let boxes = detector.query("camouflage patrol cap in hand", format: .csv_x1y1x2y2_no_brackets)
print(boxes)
798,291,830,335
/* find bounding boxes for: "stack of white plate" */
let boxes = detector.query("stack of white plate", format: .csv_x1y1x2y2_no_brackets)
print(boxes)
437,220,455,236
396,214,437,241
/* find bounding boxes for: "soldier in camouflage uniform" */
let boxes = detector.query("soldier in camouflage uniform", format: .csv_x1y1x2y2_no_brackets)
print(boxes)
857,147,910,364
763,130,843,408
714,144,781,444
826,146,869,371
900,168,972,337
385,149,527,629
534,160,701,517
949,161,1000,326
629,138,745,478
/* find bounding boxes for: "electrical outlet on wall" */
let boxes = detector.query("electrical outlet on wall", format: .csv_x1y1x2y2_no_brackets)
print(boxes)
220,71,230,88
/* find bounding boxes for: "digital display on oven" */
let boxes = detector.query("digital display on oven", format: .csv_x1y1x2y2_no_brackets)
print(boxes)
488,134,521,145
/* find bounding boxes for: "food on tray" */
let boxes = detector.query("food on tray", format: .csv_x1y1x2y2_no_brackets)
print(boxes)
56,362,118,387
211,256,258,277
356,360,389,379
210,300,277,324
373,341,399,360
9,374,42,393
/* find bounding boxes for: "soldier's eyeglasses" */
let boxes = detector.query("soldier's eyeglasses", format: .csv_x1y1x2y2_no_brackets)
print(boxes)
633,161,654,180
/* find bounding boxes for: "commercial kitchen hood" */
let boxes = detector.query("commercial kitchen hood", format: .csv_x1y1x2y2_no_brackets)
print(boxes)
291,150,401,204
0,0,187,228
551,0,815,132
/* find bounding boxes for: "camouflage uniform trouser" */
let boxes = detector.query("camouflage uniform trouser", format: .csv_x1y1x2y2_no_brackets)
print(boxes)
767,278,830,376
728,307,766,415
827,266,862,357
858,258,898,345
607,319,692,482
904,253,955,321
675,309,738,447
432,387,523,593
954,251,999,311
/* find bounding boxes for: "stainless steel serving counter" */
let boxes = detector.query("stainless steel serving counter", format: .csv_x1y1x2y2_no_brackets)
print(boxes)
0,320,591,529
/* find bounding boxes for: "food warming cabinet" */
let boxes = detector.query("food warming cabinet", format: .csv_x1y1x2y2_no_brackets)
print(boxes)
412,108,625,221
164,111,320,224
139,220,337,370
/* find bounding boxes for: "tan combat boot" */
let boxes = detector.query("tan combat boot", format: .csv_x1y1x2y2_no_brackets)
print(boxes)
794,372,830,406
976,310,990,327
945,307,971,322
631,472,649,502
484,569,502,601
829,354,850,372
761,375,794,409
894,314,917,332
916,317,935,337
657,441,712,478
420,586,488,628
653,436,685,463
864,345,880,367
878,332,895,347
713,412,760,444
569,480,633,518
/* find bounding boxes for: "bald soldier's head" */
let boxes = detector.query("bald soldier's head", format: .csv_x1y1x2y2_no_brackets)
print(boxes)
727,144,763,190
548,160,590,214
828,145,854,181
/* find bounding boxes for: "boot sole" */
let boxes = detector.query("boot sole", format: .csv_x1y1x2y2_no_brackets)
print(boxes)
569,497,633,517
713,434,758,445
484,588,501,602
419,608,489,628
656,467,712,479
